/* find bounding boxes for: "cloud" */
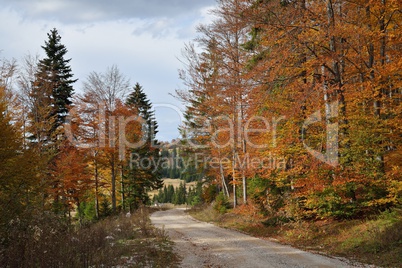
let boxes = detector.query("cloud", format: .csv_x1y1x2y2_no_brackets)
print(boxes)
0,0,217,141
132,18,176,39
0,0,216,23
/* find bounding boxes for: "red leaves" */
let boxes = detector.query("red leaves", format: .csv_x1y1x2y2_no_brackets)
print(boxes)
50,143,92,211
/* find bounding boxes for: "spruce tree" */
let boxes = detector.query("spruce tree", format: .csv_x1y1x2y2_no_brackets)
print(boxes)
32,28,77,141
28,28,77,215
125,83,163,210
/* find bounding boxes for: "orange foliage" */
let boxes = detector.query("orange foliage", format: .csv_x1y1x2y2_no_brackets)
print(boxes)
178,0,402,218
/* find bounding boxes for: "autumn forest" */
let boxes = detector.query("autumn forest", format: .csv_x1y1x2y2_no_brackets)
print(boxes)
0,0,401,266
177,0,402,218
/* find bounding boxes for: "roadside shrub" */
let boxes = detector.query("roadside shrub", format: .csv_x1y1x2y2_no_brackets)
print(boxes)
0,207,179,267
262,216,292,227
213,192,231,214
202,184,218,203
366,209,402,253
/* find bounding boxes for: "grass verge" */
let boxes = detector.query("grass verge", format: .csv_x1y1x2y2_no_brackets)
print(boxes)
189,204,402,268
1,207,180,267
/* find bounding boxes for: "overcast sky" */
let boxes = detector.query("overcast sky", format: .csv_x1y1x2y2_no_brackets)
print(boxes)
0,0,217,141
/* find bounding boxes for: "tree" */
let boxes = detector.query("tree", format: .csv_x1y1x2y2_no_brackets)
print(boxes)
125,83,163,211
67,91,111,219
23,29,78,214
173,182,187,205
82,65,129,111
177,0,251,206
239,0,402,217
31,28,77,144
50,143,92,220
177,0,401,218
0,84,42,239
81,65,130,213
17,54,40,148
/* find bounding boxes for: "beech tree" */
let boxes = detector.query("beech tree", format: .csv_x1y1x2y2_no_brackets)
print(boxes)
178,0,401,218
241,0,401,217
50,143,92,220
81,65,130,213
0,84,42,238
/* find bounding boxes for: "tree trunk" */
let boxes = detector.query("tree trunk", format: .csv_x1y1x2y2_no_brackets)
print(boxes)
218,150,230,197
111,157,117,213
232,151,237,208
94,157,100,219
121,165,125,212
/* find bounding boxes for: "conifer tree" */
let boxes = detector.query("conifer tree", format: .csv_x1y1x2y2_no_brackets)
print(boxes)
31,28,77,144
125,83,163,210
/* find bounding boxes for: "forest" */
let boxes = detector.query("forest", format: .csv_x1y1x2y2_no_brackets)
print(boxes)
0,28,168,265
176,0,402,219
0,0,401,266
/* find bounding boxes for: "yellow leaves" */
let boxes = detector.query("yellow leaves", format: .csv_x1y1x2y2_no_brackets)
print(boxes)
387,179,402,205
173,0,402,217
364,198,394,208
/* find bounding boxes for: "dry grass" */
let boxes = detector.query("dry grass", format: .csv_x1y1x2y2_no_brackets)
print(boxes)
0,207,180,267
189,204,223,223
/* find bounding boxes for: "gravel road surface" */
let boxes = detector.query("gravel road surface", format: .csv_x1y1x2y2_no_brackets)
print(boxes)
151,208,370,268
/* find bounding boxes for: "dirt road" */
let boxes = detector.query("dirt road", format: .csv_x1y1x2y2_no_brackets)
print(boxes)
151,208,370,268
